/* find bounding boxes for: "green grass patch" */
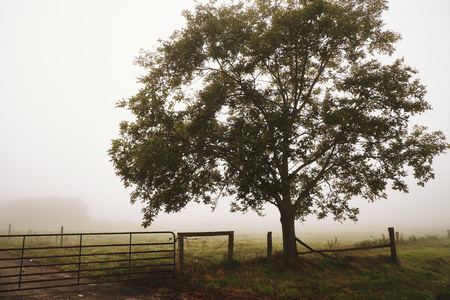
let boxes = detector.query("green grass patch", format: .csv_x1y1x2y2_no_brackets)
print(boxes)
150,236,450,299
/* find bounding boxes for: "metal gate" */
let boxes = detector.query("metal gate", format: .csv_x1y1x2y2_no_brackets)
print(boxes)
0,231,175,293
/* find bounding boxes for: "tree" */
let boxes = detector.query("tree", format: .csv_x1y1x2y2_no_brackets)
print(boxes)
109,0,448,264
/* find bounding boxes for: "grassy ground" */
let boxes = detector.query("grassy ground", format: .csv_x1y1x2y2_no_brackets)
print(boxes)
147,235,450,299
2,231,449,299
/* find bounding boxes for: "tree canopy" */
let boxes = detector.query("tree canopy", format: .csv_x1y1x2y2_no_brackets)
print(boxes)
109,0,448,263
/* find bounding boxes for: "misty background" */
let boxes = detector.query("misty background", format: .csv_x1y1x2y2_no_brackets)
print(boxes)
1,0,449,234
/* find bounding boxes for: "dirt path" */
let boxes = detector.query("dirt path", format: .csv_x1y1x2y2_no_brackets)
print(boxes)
0,252,177,299
0,282,175,299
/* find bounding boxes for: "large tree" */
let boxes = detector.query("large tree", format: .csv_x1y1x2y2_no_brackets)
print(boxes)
109,0,448,264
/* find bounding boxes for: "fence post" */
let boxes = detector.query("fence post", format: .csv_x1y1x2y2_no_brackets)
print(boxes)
447,229,449,239
78,234,83,284
60,226,64,247
267,231,273,257
388,227,398,265
128,233,132,280
395,231,400,244
177,233,184,275
228,232,234,263
8,224,11,239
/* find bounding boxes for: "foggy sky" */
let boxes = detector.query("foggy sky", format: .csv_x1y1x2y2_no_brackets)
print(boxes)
0,0,449,234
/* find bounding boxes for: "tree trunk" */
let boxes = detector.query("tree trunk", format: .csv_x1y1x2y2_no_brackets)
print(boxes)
279,209,297,265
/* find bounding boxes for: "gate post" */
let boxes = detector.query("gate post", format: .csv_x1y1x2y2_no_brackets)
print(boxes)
177,233,185,275
228,232,234,263
60,226,64,247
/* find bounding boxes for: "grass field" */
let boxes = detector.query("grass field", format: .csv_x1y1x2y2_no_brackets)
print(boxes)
1,230,449,299
153,233,450,299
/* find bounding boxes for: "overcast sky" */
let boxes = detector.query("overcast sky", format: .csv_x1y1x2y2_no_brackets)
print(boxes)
1,0,449,234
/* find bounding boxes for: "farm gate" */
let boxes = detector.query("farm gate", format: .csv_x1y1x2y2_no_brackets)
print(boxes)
0,231,175,293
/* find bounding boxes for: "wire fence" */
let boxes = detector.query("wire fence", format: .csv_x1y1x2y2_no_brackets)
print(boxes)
2,225,448,275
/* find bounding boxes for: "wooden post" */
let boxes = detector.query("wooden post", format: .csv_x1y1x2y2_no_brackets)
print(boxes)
267,231,273,257
388,227,398,265
447,229,449,238
177,233,184,275
8,224,11,239
60,226,64,247
228,232,234,263
395,231,400,244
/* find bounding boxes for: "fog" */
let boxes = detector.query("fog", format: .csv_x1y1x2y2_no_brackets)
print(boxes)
0,1,449,236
